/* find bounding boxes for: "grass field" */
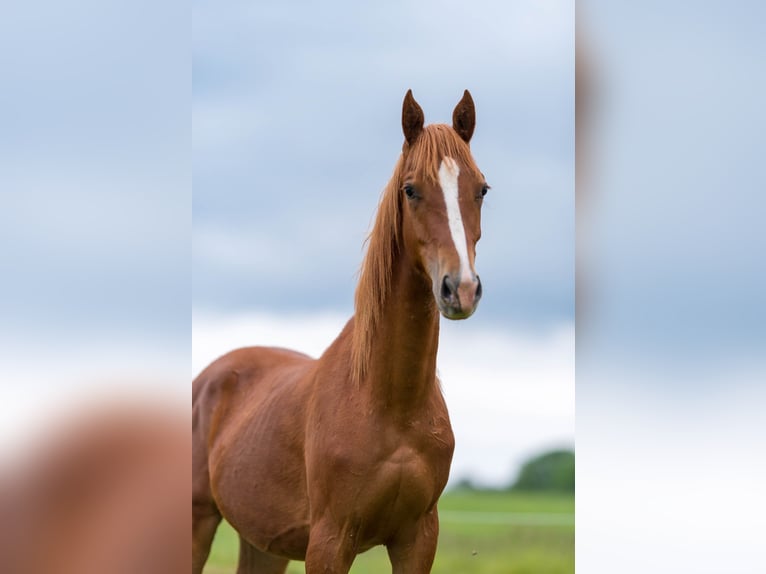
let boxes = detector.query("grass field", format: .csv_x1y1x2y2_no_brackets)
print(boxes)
203,490,574,574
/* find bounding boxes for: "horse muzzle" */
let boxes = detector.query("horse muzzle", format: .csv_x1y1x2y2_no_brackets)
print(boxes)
436,272,482,320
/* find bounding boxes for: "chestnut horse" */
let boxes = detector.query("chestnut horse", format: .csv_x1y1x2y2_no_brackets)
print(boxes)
192,90,489,574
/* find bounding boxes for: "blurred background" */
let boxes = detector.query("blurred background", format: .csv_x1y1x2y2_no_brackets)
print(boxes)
0,1,189,572
0,0,189,464
578,2,766,573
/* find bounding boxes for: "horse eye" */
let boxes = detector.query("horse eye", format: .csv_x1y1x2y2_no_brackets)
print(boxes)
481,184,490,197
403,184,416,199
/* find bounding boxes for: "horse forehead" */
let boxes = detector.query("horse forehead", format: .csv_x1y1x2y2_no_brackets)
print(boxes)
436,156,478,191
438,156,460,181
437,156,469,200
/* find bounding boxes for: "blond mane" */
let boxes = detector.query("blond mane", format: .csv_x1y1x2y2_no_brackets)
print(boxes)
351,124,482,382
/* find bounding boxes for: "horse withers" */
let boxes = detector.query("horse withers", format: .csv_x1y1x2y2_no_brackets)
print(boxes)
193,90,490,574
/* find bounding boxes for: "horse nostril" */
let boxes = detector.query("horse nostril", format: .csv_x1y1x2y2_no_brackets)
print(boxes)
475,276,482,301
441,275,454,302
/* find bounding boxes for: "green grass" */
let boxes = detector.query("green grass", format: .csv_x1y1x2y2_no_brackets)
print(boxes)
203,490,574,574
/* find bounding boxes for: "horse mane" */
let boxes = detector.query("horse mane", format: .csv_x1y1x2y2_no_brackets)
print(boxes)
351,124,482,382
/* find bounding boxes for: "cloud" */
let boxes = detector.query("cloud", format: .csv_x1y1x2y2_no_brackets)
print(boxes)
577,366,766,573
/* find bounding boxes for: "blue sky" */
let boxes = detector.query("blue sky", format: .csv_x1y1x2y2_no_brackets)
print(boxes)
193,0,574,331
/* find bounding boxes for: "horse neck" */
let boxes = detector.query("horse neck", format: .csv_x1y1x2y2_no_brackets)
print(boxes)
363,247,441,413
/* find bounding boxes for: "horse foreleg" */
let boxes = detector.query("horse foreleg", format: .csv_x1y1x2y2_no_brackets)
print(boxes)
237,537,289,574
386,509,440,574
304,518,357,574
192,505,221,574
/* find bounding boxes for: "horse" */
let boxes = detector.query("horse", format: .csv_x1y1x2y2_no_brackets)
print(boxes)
192,89,490,574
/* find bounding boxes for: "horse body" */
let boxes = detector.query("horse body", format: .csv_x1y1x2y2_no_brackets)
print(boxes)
194,316,453,567
193,90,488,573
194,346,315,559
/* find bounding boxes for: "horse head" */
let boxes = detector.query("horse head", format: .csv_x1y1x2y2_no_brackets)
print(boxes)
399,89,488,320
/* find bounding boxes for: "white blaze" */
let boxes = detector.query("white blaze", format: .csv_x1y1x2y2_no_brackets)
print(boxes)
438,157,473,283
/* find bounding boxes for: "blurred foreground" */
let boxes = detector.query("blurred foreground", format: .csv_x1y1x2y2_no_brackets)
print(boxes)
0,404,188,574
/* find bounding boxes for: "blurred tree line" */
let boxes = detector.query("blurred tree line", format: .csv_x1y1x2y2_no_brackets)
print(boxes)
511,449,574,492
454,448,575,492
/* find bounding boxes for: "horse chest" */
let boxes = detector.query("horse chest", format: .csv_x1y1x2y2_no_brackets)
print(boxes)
363,437,453,545
370,437,451,506
310,414,454,541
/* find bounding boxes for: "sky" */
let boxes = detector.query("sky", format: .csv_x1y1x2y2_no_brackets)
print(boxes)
578,3,766,572
0,1,189,354
192,0,575,486
579,1,766,371
193,0,575,330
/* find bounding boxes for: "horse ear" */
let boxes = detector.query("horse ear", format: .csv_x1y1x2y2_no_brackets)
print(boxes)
452,89,476,143
402,89,424,146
